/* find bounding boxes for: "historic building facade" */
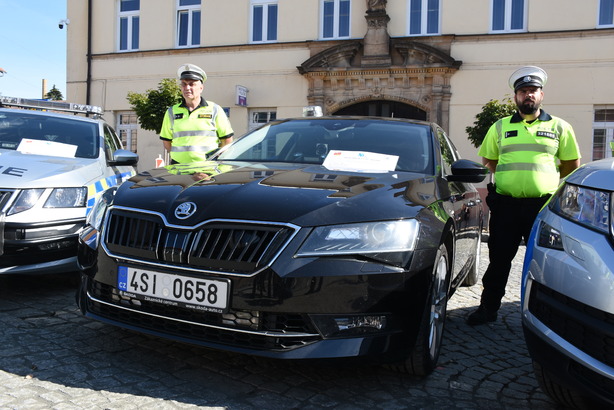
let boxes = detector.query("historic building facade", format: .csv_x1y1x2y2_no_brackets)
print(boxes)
66,0,614,169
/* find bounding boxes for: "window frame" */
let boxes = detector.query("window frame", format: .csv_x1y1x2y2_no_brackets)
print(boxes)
116,111,139,153
250,0,278,43
176,0,201,48
598,0,614,28
490,0,527,33
248,108,277,131
592,106,614,160
320,0,351,40
118,0,140,52
407,0,441,36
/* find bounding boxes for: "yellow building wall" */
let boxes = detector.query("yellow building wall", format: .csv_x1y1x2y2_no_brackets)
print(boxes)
66,0,614,170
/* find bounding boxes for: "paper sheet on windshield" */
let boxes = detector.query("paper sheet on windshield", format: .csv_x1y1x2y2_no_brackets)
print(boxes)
323,150,398,173
17,139,78,158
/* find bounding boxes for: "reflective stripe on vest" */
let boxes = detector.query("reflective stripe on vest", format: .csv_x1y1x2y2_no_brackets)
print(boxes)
171,144,218,153
495,162,557,173
500,143,558,155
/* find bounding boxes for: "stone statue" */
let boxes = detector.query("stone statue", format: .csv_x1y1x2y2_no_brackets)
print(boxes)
367,0,387,12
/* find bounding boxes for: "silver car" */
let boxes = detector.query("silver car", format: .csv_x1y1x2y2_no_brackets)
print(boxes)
0,97,138,274
522,158,614,409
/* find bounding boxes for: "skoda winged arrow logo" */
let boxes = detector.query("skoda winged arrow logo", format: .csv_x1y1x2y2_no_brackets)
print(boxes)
174,202,197,219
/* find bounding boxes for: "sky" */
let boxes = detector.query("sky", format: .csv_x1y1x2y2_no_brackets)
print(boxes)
0,0,67,99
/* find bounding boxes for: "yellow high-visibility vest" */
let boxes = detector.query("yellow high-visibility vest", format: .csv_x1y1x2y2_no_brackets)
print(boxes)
160,99,233,163
478,110,580,198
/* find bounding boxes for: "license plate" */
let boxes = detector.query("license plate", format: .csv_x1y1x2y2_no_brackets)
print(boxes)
117,266,230,313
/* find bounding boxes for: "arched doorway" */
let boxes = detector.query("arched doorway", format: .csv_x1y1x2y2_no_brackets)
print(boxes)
333,100,427,120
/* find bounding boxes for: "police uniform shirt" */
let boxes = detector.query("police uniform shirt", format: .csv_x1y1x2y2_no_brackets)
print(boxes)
478,110,580,198
160,97,234,163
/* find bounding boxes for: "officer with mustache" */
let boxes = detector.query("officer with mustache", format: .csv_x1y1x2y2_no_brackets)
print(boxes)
467,66,581,325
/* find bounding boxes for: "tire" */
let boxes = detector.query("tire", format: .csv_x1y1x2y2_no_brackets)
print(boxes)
462,228,481,286
389,243,451,376
533,361,594,409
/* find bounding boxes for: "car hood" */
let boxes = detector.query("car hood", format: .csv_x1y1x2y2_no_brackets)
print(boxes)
117,161,440,226
566,158,614,191
0,150,102,188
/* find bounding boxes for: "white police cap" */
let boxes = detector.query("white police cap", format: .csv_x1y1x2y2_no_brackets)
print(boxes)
508,66,547,91
177,63,207,82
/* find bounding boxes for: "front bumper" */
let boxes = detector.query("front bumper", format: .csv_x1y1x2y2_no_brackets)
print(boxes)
522,208,614,405
76,249,433,361
0,218,83,274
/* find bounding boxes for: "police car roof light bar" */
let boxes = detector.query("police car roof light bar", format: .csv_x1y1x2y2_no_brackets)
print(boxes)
0,96,103,116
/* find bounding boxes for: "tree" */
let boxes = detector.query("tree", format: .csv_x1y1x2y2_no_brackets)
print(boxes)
127,78,182,134
466,97,517,148
45,85,63,101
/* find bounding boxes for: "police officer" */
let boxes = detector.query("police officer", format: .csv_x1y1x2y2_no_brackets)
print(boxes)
160,64,234,164
467,66,581,326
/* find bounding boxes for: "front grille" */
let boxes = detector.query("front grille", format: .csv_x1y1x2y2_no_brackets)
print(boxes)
529,282,614,368
0,189,15,212
569,360,614,401
0,239,78,267
88,280,321,351
104,209,297,275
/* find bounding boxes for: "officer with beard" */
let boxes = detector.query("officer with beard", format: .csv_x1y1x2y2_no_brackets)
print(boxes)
467,66,581,326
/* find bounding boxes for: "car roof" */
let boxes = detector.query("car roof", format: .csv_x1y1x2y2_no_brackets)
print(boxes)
0,107,104,124
273,115,436,127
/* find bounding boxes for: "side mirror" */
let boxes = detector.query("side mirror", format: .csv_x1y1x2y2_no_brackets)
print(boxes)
109,149,139,166
447,159,489,183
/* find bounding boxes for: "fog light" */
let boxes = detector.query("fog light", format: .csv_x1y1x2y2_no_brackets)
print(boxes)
311,314,388,338
38,239,75,251
537,221,563,250
334,316,386,331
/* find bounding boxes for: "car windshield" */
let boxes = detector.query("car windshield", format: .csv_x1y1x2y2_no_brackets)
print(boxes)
218,118,433,173
0,111,99,159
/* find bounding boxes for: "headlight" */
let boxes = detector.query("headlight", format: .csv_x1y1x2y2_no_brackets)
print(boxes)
7,188,45,215
86,187,117,231
296,220,419,257
550,183,611,234
44,187,87,208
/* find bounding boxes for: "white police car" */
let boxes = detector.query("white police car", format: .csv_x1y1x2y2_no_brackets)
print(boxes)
0,96,138,274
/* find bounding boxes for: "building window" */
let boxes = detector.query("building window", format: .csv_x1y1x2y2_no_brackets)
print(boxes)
593,107,614,160
491,0,526,33
119,0,140,51
321,0,350,39
251,1,278,43
598,0,614,27
177,0,201,47
117,112,139,152
249,109,277,130
408,0,440,36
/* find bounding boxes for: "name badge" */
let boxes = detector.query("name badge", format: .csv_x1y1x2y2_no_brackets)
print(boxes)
198,114,213,119
174,113,184,120
536,131,557,139
505,131,518,138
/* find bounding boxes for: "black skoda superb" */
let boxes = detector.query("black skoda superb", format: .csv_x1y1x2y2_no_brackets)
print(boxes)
77,116,487,375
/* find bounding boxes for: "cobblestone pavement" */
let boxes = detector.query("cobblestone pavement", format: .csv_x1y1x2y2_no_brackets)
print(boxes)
0,244,558,409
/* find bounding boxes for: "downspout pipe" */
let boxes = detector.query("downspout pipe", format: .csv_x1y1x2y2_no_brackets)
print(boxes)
86,0,92,105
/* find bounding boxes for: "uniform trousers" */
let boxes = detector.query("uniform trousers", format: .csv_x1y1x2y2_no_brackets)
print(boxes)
480,188,550,311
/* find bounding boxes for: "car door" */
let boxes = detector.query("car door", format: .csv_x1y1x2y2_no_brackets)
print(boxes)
436,127,481,280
